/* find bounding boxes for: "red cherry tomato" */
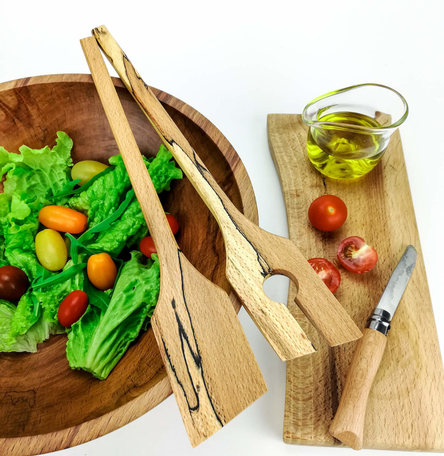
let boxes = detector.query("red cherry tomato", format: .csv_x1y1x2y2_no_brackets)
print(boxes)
308,195,347,232
166,214,179,235
140,236,156,258
337,236,378,274
57,290,89,327
0,266,29,301
308,258,341,293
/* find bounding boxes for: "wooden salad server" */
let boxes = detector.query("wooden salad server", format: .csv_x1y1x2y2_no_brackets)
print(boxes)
91,26,362,361
330,246,417,450
81,36,267,448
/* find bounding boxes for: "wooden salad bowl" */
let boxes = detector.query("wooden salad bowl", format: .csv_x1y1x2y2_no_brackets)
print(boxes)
0,74,258,455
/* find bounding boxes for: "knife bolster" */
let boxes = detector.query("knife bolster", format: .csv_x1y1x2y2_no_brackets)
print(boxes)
368,308,391,336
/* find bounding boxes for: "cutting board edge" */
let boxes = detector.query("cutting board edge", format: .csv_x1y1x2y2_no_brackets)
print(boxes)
283,435,444,452
269,113,444,452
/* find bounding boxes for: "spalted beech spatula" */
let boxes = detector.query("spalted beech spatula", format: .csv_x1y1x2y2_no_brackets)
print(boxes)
91,26,362,360
81,36,267,448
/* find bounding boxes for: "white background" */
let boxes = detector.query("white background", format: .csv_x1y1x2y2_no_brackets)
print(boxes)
1,1,443,455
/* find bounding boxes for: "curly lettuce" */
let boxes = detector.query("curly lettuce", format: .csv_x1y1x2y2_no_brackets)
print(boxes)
76,146,182,256
0,299,63,353
0,131,73,204
0,132,74,347
67,252,160,379
0,135,181,380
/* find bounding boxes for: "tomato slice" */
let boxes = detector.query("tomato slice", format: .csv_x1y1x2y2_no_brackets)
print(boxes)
337,236,378,274
308,258,341,293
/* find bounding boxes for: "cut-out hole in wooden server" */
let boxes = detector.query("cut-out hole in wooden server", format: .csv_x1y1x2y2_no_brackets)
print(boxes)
93,25,362,362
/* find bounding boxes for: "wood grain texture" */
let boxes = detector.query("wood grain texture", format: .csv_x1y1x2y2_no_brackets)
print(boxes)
0,74,258,456
81,37,266,447
268,114,444,451
329,328,387,450
92,25,361,361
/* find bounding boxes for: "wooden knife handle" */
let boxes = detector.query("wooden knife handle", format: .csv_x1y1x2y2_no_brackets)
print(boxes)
329,328,387,450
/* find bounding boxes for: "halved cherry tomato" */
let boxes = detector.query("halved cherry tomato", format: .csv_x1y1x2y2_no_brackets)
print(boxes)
87,253,117,290
35,229,68,271
0,266,29,301
39,206,87,234
57,290,89,327
308,258,341,293
308,195,347,232
337,236,378,274
166,214,179,235
71,160,108,186
140,236,156,258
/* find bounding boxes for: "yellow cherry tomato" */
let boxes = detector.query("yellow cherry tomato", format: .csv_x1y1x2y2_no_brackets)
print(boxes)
87,253,117,291
39,206,87,234
35,229,68,271
71,160,108,186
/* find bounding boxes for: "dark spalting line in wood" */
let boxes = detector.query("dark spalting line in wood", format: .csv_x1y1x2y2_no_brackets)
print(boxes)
160,250,223,427
187,147,272,279
110,51,272,279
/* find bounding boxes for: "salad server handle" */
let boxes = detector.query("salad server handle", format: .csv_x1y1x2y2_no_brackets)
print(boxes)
329,327,387,450
81,36,267,447
92,25,362,361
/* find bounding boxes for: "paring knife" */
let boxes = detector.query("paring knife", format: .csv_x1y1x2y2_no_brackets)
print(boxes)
329,245,417,450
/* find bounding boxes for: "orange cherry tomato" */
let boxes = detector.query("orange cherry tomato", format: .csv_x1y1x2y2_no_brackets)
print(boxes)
140,236,156,258
166,214,180,235
57,290,89,327
308,195,347,232
87,253,117,291
39,206,88,234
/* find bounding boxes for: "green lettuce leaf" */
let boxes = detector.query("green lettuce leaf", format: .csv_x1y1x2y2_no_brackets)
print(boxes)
0,300,63,353
147,145,183,192
85,198,146,256
79,146,182,255
66,252,160,380
9,291,39,337
33,259,85,323
68,154,132,228
0,133,74,343
0,131,73,204
0,194,39,276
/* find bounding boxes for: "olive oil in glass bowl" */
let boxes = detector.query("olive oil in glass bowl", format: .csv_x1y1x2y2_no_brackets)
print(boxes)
302,84,409,179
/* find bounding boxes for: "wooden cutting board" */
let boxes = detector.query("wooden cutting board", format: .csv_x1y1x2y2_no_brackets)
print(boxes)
267,114,444,452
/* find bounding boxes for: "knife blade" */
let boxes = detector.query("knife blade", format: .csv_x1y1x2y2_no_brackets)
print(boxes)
329,246,417,450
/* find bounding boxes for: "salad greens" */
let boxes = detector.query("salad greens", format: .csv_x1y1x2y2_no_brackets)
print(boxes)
0,299,63,353
67,252,160,380
0,133,182,380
